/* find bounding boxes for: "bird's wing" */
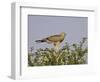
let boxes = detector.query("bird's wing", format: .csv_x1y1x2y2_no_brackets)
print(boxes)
46,34,62,42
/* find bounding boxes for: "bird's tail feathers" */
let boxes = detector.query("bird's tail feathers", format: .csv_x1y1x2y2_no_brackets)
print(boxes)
35,39,46,43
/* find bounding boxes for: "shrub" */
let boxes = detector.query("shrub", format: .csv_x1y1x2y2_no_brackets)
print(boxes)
28,37,87,66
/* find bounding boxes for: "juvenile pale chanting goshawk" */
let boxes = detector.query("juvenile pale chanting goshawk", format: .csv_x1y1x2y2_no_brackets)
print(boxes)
35,32,66,52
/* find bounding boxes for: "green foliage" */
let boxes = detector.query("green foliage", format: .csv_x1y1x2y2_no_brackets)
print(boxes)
28,37,88,66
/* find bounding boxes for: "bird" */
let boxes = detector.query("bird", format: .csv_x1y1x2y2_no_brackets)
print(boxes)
35,32,66,52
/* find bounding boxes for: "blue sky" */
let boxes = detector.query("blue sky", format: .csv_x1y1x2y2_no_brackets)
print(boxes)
28,15,87,52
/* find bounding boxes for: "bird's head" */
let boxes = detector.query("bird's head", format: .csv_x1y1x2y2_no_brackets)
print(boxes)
60,32,66,37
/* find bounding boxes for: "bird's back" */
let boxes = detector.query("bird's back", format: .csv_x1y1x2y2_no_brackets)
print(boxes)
47,34,64,42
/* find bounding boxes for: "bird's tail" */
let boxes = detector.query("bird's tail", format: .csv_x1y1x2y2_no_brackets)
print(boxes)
35,39,46,43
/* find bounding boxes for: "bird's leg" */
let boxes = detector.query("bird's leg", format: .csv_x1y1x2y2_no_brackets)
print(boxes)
54,42,60,53
53,42,61,64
